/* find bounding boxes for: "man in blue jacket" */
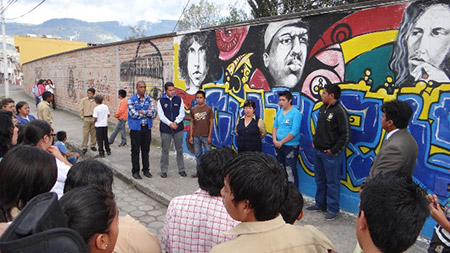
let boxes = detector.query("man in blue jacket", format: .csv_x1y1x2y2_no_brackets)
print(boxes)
157,82,186,178
128,81,156,179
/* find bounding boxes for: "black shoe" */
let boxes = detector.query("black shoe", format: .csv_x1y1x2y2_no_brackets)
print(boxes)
160,172,167,178
82,149,87,154
132,173,142,180
306,206,326,212
143,171,152,178
106,151,111,156
179,171,187,177
119,143,127,147
91,147,97,151
191,173,197,178
94,153,105,158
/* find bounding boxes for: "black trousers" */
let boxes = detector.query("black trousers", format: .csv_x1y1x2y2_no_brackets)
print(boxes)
95,126,110,153
130,128,151,174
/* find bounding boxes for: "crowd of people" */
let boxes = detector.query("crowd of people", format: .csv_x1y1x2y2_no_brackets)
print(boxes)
0,80,447,252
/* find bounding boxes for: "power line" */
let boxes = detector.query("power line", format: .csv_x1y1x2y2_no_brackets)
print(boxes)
172,0,190,32
0,0,17,15
6,0,45,20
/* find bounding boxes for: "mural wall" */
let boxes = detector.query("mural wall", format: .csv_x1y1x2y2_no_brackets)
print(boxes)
173,0,450,237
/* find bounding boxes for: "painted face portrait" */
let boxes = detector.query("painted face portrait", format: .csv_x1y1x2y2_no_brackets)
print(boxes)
263,20,309,89
407,4,450,82
187,40,208,92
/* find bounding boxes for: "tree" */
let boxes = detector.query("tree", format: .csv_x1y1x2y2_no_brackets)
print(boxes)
177,0,222,31
124,24,147,40
219,3,251,25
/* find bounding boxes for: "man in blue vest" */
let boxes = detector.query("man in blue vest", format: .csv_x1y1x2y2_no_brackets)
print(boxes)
157,82,186,178
128,81,156,179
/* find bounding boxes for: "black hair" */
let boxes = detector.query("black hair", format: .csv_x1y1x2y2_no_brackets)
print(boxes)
15,101,28,115
381,100,413,129
196,90,206,98
280,182,304,224
0,111,14,157
94,95,103,104
198,148,236,197
164,82,175,91
0,145,57,222
225,152,288,221
278,90,293,103
87,87,96,94
243,99,256,110
324,83,341,100
37,79,45,85
118,89,126,98
64,160,114,194
47,79,53,84
1,98,14,108
56,131,67,142
41,91,52,101
22,120,52,146
60,186,116,245
360,172,429,253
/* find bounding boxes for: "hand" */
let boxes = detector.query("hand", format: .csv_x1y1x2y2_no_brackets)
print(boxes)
0,222,8,237
189,136,193,144
139,110,144,114
411,62,450,83
75,153,80,158
207,136,212,144
325,149,333,155
169,122,178,130
312,142,315,148
47,145,65,160
274,140,282,149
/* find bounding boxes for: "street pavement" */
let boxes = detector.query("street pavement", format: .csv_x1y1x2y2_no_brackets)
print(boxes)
2,85,428,252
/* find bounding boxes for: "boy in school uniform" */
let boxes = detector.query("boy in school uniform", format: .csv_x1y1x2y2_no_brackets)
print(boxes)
93,95,111,158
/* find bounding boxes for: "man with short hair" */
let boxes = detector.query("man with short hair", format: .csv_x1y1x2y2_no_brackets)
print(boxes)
37,91,53,125
161,148,239,252
128,81,156,179
158,82,186,178
211,152,334,253
272,90,301,186
356,172,429,253
367,100,418,180
307,83,350,220
79,87,97,154
189,90,213,178
263,19,309,89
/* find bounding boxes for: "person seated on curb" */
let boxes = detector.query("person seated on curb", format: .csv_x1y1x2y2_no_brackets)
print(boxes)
161,148,239,252
63,160,161,253
280,182,304,224
55,131,80,165
211,152,334,253
356,172,429,253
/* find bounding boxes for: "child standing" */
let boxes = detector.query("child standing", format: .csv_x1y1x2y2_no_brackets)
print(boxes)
109,89,128,146
93,95,110,157
55,131,80,165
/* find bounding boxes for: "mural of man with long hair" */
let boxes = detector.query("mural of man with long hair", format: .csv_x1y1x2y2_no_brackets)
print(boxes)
390,0,450,87
178,31,219,95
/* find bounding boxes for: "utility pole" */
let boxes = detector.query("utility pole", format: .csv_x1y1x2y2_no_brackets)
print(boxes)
1,0,8,97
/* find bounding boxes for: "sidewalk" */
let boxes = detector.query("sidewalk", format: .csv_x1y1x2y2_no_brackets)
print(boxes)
3,85,427,252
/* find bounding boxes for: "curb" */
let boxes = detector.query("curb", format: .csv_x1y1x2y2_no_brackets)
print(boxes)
66,140,171,207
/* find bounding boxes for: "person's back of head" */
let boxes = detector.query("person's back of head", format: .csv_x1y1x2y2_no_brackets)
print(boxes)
280,182,304,224
198,148,235,197
63,160,114,194
381,100,413,129
358,172,429,253
22,120,52,146
223,152,287,222
118,89,126,98
56,131,67,142
94,95,103,104
0,111,14,157
60,186,118,252
0,145,57,222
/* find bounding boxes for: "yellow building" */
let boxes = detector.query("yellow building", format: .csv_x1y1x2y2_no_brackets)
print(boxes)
14,35,88,69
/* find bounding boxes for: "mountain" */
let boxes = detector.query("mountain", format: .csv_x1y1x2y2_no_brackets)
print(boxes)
5,18,177,44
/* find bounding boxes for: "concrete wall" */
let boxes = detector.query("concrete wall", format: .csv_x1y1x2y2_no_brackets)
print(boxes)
23,0,450,237
14,35,88,69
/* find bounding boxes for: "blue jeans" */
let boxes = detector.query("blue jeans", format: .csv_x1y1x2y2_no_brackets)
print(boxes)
67,152,78,165
193,136,211,169
275,145,299,186
109,119,127,144
313,149,343,215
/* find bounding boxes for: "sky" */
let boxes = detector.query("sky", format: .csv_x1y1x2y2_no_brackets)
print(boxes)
4,0,250,25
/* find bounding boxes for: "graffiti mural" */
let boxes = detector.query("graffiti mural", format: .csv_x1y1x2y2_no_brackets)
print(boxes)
120,40,164,98
173,0,450,237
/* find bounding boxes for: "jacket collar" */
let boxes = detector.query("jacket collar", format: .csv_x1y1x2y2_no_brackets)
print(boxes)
223,215,285,236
